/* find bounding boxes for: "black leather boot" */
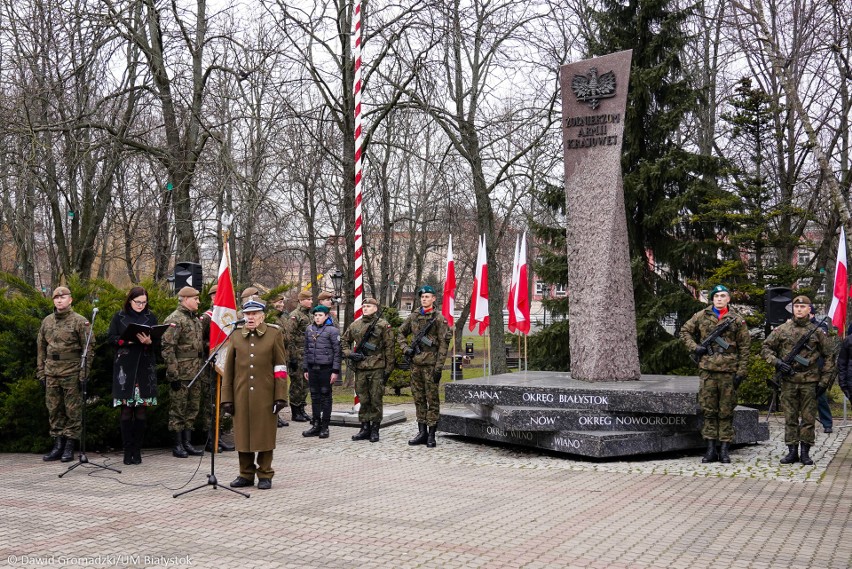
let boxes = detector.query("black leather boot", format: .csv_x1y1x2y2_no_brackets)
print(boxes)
291,404,307,422
718,442,731,464
277,416,289,427
800,443,814,465
218,433,235,451
352,422,371,441
426,426,437,448
298,405,312,422
121,419,134,465
701,439,718,463
408,423,428,446
172,431,188,458
61,438,76,462
370,422,381,443
43,437,65,462
182,430,203,456
780,444,799,464
318,416,330,439
132,420,145,464
302,419,321,437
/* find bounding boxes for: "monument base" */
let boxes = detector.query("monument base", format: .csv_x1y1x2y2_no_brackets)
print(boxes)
438,372,769,458
328,408,406,428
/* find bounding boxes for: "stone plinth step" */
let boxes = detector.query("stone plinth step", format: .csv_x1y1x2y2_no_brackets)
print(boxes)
328,409,406,428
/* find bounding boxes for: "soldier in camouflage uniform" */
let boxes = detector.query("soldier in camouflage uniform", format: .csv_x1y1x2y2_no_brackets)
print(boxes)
679,284,750,464
199,283,235,453
269,292,292,427
286,290,313,422
762,295,834,465
163,286,205,458
37,286,91,462
318,291,340,328
342,297,395,442
397,285,450,448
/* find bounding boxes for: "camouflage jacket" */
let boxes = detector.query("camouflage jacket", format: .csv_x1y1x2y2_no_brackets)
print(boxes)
761,316,835,386
679,306,750,375
287,306,311,365
397,309,451,371
162,305,204,381
36,308,91,379
341,313,395,373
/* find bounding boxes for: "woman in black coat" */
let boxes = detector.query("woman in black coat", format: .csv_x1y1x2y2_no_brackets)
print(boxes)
107,287,159,465
301,305,341,439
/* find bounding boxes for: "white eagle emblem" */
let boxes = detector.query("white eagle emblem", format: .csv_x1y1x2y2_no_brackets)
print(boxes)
571,67,617,110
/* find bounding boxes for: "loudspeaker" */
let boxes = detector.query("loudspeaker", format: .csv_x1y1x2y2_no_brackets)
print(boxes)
174,262,202,294
765,286,793,327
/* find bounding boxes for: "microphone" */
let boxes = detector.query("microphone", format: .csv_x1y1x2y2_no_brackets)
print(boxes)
92,307,99,316
225,318,246,328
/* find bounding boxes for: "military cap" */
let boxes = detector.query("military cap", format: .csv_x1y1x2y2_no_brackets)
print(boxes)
709,284,729,298
178,286,199,298
364,297,380,306
208,284,218,296
792,295,812,305
241,286,259,299
312,305,330,314
242,298,266,313
318,291,334,301
298,290,312,300
417,284,436,296
52,286,71,298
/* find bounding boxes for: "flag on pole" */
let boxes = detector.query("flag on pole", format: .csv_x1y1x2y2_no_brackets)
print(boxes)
469,235,489,335
828,226,849,337
210,240,238,350
516,232,530,335
508,235,520,333
442,235,456,327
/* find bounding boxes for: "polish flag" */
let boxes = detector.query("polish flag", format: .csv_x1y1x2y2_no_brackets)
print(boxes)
828,226,849,337
210,241,238,350
469,235,489,335
442,235,456,327
515,232,530,334
508,236,520,333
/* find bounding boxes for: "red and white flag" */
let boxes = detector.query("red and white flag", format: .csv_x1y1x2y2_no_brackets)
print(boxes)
515,232,530,334
828,226,849,337
210,240,238,350
442,235,456,327
469,235,489,335
508,236,520,333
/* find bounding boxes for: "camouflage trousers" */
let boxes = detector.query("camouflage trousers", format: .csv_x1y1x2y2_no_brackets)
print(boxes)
355,368,384,424
45,376,82,438
168,379,203,432
410,365,440,427
289,361,308,407
781,381,817,445
698,370,736,442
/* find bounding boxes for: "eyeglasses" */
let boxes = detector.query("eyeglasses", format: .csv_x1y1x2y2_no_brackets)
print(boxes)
131,299,148,306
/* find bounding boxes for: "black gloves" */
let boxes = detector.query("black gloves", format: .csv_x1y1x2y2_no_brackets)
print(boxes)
815,384,827,398
775,359,793,375
221,402,235,415
693,345,709,357
272,400,286,414
403,347,415,358
432,370,442,384
170,381,182,391
733,375,745,389
38,376,46,388
348,352,366,362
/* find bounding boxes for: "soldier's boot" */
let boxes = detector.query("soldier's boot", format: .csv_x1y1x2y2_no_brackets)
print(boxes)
120,419,134,465
718,442,731,464
351,422,371,441
408,423,428,446
218,432,235,452
61,439,76,462
701,439,718,463
426,426,437,448
780,444,799,464
291,404,308,423
318,416,330,439
298,405,312,422
182,430,204,456
277,416,289,428
132,420,145,464
800,443,814,465
370,422,381,443
172,431,188,458
302,419,321,437
43,437,65,462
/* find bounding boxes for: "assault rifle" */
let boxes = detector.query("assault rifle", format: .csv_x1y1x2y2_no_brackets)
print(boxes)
767,316,830,392
689,318,734,364
349,309,384,362
404,315,437,366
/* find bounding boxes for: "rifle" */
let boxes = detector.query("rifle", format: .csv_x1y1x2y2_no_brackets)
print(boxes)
767,316,830,392
350,309,383,361
404,315,437,366
689,318,734,364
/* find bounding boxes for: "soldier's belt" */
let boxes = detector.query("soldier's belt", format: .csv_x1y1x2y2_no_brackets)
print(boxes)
177,350,203,359
49,351,82,361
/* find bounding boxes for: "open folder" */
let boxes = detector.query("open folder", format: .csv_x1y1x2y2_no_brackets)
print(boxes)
119,323,171,343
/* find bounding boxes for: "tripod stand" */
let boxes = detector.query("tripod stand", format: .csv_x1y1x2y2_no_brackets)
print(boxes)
174,323,248,498
60,307,122,478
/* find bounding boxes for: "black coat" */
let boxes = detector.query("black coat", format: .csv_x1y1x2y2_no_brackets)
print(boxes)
107,309,160,400
838,335,852,400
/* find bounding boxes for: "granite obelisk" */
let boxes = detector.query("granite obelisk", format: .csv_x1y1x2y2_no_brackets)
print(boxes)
560,50,640,381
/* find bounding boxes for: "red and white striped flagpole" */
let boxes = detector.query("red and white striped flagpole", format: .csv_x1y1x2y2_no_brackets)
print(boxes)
352,0,364,321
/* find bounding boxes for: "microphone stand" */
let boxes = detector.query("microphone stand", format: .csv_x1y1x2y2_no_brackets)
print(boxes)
174,323,248,498
60,308,122,477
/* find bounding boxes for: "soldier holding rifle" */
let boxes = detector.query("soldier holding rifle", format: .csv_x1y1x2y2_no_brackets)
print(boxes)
680,284,750,464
